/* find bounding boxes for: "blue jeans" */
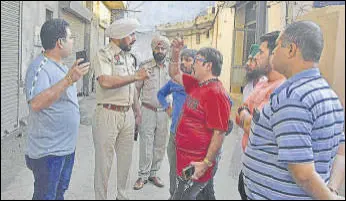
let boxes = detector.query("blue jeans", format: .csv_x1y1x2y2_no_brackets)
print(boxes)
25,152,75,200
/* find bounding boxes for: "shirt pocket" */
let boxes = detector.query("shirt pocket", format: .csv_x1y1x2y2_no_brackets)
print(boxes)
144,78,156,90
113,65,127,76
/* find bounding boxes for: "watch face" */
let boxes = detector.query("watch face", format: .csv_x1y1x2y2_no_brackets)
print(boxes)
253,108,260,123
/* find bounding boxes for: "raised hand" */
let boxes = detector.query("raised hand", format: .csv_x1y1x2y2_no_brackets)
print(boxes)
66,59,90,84
170,34,184,62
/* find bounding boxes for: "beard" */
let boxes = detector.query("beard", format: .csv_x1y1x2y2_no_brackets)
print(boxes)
119,40,135,52
180,64,192,74
245,67,269,83
153,52,166,62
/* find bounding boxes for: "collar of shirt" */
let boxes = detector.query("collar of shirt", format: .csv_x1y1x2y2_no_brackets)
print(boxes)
154,60,168,69
42,54,68,74
108,41,123,56
272,67,321,96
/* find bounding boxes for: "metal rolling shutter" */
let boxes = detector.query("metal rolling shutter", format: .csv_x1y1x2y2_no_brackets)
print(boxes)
1,1,21,137
62,12,85,94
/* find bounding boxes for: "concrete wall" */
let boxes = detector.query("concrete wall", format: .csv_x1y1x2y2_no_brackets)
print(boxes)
19,1,59,123
21,1,59,83
267,1,286,32
267,1,315,32
296,5,345,107
213,6,235,93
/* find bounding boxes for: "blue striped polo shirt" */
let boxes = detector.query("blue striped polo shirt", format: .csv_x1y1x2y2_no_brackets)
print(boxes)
243,67,345,200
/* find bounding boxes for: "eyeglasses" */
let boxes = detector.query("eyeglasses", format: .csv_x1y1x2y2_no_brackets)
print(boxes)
193,57,208,65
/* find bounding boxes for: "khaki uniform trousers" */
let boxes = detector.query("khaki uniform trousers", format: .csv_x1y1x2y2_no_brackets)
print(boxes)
138,106,169,180
92,105,135,200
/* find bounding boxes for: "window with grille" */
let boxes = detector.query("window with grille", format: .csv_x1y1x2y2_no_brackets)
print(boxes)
196,33,200,44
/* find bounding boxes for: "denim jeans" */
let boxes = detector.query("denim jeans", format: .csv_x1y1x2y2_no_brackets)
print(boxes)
25,152,75,200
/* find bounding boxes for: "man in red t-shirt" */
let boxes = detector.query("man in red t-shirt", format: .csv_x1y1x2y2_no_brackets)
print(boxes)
168,36,231,200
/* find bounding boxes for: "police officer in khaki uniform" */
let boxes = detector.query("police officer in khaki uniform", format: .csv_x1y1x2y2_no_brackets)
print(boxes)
133,35,171,190
92,18,150,200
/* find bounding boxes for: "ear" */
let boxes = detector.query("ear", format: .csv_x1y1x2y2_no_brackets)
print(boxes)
206,62,213,72
57,38,64,48
288,43,297,58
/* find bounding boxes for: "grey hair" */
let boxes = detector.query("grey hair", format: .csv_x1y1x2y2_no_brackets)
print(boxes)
281,21,324,62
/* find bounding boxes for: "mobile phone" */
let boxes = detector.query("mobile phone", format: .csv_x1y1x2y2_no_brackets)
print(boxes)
76,50,88,65
182,164,195,180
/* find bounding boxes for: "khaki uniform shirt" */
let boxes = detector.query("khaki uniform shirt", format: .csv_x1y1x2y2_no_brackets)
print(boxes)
93,42,136,106
136,59,171,108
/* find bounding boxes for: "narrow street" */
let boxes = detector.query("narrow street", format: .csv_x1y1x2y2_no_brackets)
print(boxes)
1,93,243,200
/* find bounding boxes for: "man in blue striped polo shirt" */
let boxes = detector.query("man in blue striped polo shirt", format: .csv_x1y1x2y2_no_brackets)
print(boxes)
243,21,345,200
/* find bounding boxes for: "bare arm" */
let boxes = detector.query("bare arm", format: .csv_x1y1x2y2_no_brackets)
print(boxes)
206,130,225,162
238,109,252,134
168,62,183,86
191,130,225,180
288,163,340,200
97,74,137,89
30,78,71,112
169,35,185,86
132,85,141,116
97,67,149,89
327,143,345,193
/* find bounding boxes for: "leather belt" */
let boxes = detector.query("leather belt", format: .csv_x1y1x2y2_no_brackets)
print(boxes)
142,102,165,112
98,104,130,112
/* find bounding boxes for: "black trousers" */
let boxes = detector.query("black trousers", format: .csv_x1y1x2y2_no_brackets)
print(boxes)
238,170,248,200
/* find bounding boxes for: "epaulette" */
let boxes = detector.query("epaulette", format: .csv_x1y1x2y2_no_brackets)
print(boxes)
139,58,155,69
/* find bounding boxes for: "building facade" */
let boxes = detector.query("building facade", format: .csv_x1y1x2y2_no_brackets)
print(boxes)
0,1,126,138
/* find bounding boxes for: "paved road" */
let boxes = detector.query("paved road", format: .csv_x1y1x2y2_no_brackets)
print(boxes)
1,94,243,200
2,93,343,199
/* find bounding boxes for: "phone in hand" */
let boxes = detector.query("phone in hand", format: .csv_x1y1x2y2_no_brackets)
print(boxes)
76,50,89,65
182,164,195,180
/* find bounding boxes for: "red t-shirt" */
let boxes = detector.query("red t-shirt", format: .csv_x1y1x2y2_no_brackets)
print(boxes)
175,74,231,182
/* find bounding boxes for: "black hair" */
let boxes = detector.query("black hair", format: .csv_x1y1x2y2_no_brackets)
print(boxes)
197,47,223,76
40,19,70,50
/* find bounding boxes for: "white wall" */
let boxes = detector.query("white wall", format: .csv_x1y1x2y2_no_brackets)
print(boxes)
21,1,59,83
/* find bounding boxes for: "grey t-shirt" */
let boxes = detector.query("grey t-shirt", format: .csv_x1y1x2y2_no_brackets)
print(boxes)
25,55,80,159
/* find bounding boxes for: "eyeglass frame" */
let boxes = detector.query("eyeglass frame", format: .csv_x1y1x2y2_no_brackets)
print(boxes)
193,57,208,65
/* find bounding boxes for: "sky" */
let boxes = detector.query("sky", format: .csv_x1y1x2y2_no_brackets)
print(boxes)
126,1,215,31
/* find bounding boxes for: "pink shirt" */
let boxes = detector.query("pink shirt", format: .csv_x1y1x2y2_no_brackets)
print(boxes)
236,77,286,151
